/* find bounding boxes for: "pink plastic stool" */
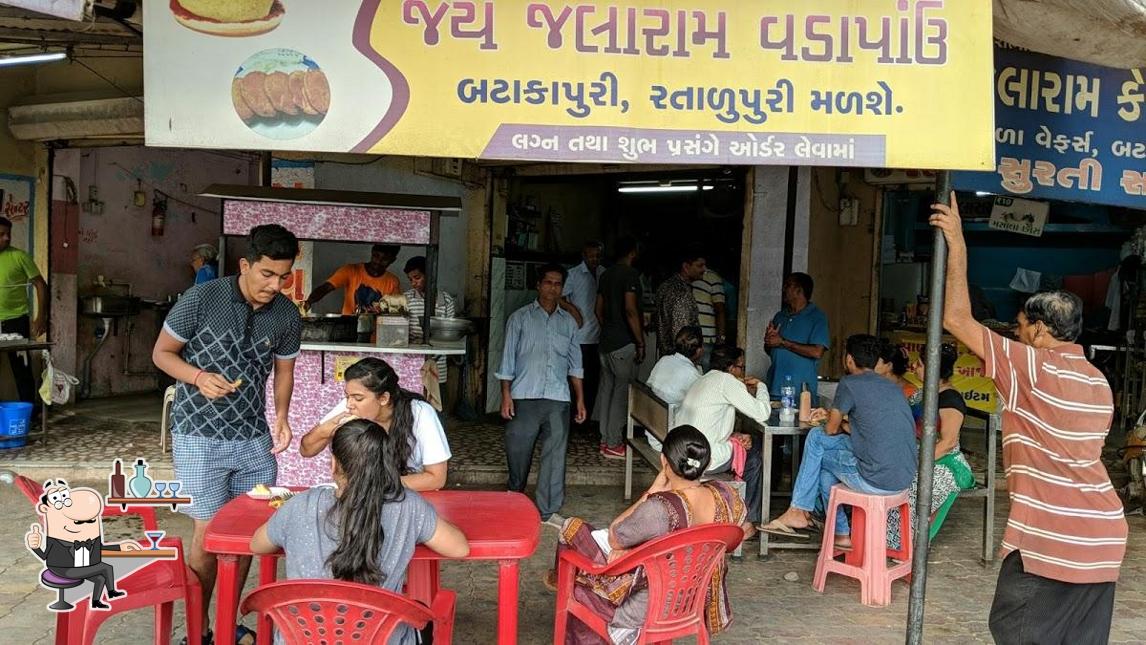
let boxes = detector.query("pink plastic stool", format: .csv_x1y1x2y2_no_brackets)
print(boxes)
813,484,912,606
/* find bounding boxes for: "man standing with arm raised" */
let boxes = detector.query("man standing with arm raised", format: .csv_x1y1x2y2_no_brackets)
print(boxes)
152,224,302,645
931,193,1126,645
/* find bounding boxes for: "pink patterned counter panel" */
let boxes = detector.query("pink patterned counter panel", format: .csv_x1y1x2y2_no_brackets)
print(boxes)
224,200,431,244
266,349,425,487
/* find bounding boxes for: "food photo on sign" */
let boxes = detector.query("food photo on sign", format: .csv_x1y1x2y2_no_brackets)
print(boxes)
144,0,996,169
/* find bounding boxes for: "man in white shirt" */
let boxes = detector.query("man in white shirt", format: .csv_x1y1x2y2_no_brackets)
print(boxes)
645,325,704,452
561,241,605,429
675,345,770,530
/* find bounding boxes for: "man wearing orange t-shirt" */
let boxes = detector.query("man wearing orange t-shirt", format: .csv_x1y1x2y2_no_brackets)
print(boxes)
305,244,401,314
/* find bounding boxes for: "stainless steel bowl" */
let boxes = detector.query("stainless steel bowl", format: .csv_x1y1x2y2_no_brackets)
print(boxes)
429,317,473,342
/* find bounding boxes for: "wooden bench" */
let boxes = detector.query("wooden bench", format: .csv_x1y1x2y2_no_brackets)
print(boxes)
625,381,746,557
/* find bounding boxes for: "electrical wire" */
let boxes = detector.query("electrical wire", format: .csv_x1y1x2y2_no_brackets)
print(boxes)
811,168,840,213
108,162,221,215
70,57,143,104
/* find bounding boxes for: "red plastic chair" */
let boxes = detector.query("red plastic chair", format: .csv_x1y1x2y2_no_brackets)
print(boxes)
57,536,203,645
553,523,744,645
240,579,457,644
13,474,202,645
14,473,159,531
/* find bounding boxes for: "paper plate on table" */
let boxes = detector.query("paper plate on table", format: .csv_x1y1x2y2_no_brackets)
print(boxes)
247,486,291,500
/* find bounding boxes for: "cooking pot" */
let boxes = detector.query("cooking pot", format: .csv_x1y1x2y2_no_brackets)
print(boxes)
300,314,358,343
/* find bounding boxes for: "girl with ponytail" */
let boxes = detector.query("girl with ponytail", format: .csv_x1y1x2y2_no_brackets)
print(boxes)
301,357,451,491
252,419,468,643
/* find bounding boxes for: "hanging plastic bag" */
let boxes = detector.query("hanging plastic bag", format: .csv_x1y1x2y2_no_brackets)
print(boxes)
39,351,78,406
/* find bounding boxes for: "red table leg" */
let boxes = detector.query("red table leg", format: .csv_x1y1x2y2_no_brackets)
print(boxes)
496,560,520,645
213,554,240,645
55,604,87,645
405,560,438,606
255,556,278,645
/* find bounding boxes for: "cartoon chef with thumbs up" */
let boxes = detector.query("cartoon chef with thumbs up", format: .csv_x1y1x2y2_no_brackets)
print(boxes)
25,479,141,611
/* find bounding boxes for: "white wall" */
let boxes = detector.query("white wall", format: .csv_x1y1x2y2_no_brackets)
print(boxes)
54,146,258,397
311,157,469,314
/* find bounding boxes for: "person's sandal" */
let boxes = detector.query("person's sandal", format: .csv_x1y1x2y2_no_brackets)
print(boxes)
178,629,213,645
542,569,559,592
235,625,256,645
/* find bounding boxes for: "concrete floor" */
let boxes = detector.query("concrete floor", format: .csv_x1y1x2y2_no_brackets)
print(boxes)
1,394,1144,643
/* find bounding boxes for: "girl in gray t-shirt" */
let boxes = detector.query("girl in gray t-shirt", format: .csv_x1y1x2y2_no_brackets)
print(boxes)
252,419,469,644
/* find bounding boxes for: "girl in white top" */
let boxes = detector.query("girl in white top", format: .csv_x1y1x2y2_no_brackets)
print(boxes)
301,357,451,491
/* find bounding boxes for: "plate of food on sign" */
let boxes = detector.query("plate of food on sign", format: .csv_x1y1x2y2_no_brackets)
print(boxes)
232,48,330,141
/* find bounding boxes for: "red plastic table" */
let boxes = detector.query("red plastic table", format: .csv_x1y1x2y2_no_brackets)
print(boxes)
204,489,540,645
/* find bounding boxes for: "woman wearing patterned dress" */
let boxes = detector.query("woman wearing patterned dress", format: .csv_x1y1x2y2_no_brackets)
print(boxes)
545,425,745,644
888,343,974,550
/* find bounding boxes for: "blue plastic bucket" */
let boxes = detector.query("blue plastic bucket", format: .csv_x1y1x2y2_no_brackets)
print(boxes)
0,401,33,449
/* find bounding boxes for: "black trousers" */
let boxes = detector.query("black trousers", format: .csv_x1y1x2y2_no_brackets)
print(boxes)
54,562,118,596
0,315,36,404
989,551,1116,645
574,344,600,431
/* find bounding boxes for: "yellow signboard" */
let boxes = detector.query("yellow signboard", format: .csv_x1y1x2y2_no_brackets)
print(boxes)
333,355,360,383
145,0,995,168
887,330,997,414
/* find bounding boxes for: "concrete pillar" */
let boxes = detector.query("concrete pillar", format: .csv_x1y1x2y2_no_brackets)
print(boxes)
740,166,812,378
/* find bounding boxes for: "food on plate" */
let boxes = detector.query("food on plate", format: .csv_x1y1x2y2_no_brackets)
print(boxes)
264,71,297,116
171,0,286,37
251,483,271,497
303,70,331,114
268,498,286,509
238,71,276,118
289,71,319,116
232,69,330,123
231,80,254,121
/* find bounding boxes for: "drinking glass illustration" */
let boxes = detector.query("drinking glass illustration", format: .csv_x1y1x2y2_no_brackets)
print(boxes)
154,481,168,498
145,530,166,550
167,481,181,498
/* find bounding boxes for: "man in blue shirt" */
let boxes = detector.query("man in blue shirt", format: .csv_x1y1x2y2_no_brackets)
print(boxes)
762,334,917,549
497,263,587,522
766,272,830,398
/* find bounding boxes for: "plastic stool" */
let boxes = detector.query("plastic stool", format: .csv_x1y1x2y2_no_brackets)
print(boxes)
40,570,83,611
813,484,912,606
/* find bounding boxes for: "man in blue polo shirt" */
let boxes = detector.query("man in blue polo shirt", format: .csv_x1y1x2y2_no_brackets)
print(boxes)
765,272,830,398
152,224,301,645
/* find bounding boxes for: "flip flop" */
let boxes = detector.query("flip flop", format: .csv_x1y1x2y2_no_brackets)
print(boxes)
833,537,854,553
179,629,213,645
542,569,558,593
236,625,256,645
758,520,811,540
807,516,825,532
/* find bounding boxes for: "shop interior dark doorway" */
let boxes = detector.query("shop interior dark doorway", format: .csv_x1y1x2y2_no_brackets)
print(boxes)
503,169,746,339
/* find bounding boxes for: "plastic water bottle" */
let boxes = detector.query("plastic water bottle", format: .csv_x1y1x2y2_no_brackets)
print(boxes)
781,375,796,411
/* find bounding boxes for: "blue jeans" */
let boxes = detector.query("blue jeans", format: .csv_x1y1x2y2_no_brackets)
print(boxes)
790,428,896,535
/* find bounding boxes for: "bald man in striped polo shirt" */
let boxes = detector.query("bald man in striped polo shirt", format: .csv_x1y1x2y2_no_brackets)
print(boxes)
932,193,1127,644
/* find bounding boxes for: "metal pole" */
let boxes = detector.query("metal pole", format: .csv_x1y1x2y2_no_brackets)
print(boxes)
906,171,952,645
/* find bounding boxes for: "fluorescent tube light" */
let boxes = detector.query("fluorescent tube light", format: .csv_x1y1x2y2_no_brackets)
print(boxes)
617,185,715,194
0,52,67,68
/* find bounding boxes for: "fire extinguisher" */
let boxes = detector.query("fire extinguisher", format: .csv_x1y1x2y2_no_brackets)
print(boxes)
152,193,167,236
